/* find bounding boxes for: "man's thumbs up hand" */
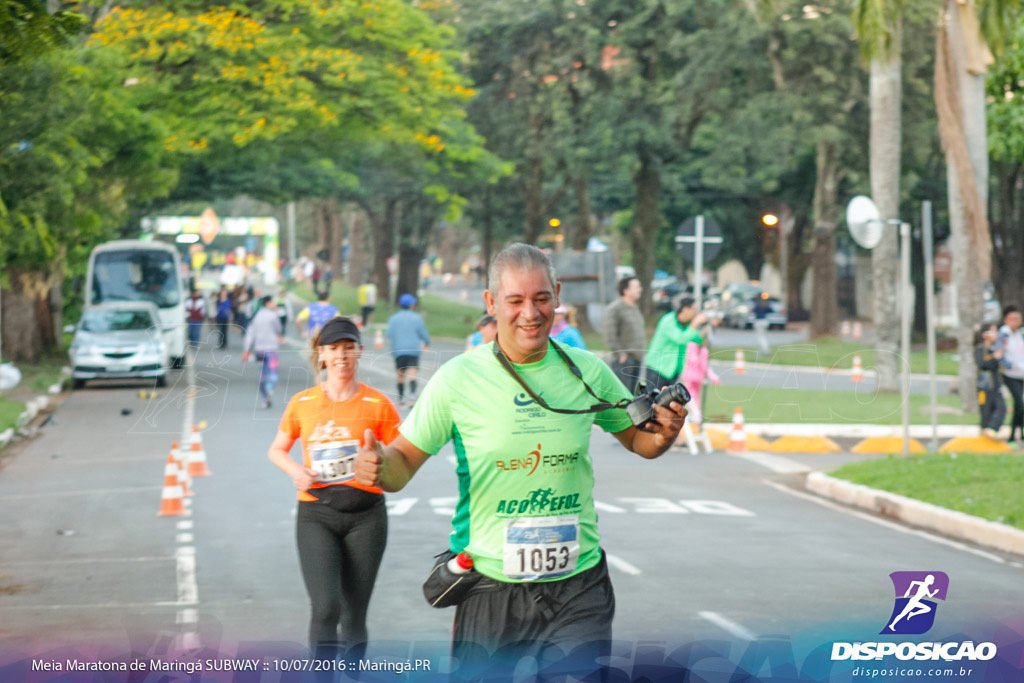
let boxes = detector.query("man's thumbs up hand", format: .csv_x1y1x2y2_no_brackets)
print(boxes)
355,429,384,487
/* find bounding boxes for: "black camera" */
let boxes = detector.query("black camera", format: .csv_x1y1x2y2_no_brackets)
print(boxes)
625,381,691,429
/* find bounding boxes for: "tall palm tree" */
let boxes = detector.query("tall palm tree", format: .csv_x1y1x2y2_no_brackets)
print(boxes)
855,0,1021,404
853,0,903,393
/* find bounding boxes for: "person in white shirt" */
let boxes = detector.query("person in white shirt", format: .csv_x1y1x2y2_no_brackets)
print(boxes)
997,305,1024,446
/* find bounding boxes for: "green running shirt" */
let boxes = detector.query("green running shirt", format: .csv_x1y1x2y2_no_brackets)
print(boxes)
400,341,633,582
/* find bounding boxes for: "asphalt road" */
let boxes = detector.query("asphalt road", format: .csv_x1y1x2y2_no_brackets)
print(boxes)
0,327,1021,680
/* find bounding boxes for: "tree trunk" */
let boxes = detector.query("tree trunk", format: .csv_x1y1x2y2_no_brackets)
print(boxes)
869,46,902,392
632,145,661,319
369,199,397,305
939,1,990,410
482,189,495,291
2,267,60,363
396,199,436,301
323,199,343,284
810,140,840,338
523,155,545,246
316,200,330,265
346,207,368,287
991,161,1024,305
571,175,593,251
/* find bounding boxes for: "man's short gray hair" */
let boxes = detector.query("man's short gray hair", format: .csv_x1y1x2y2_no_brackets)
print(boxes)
487,243,557,296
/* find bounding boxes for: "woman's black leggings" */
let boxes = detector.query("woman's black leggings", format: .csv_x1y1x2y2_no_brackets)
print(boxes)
1004,376,1024,442
296,497,387,657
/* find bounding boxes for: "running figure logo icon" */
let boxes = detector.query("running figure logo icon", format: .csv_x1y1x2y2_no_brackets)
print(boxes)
881,571,950,635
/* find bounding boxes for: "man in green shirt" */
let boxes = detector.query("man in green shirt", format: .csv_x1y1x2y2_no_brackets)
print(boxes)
354,243,687,669
645,296,708,390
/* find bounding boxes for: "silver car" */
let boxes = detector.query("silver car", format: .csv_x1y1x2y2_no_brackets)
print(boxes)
726,293,788,330
69,302,170,389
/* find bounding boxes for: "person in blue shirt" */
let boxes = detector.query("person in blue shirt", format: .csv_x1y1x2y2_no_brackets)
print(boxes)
386,293,431,406
215,288,233,349
295,290,340,339
550,304,586,349
467,313,497,350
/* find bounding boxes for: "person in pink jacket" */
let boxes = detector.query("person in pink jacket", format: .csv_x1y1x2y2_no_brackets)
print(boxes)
680,340,719,425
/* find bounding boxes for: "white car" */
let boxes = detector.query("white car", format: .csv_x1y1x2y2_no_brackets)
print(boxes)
69,302,171,389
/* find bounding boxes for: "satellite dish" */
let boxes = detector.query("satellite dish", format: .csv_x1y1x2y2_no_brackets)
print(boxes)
846,195,883,249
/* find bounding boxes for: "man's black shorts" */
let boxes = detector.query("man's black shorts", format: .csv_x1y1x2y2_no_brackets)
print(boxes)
451,551,615,669
394,355,419,371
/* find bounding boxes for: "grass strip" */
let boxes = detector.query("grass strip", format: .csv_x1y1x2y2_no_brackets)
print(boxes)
830,454,1024,531
709,337,960,375
289,282,484,341
700,384,976,425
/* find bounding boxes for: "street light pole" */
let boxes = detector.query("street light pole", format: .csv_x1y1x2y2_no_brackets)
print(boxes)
900,221,912,456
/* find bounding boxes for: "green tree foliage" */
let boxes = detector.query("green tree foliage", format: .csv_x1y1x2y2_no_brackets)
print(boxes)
90,0,475,165
0,0,85,63
0,46,176,360
987,20,1024,302
90,0,501,303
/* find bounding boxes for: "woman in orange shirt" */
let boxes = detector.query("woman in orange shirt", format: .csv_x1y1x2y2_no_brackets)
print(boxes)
267,316,401,660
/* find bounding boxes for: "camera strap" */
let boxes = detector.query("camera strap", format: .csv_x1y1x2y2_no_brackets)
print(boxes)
491,339,631,415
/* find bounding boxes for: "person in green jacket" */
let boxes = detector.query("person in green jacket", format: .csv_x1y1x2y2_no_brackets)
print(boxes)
644,296,708,390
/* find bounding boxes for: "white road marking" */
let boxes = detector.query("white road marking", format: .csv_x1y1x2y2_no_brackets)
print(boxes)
176,609,198,625
0,487,162,499
430,496,457,516
594,500,627,513
175,546,198,605
617,497,688,514
5,601,191,610
380,497,755,516
604,553,642,576
727,450,812,474
679,500,756,516
385,497,418,516
698,611,757,640
763,479,1011,565
174,354,202,650
1,556,174,566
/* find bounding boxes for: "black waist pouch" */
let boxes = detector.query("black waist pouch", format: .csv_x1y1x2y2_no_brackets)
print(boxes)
422,550,483,608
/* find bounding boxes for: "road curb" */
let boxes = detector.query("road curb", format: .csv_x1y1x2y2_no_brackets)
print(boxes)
805,471,1024,558
0,377,65,453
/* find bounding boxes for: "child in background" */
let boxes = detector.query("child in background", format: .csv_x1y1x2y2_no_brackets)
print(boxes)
680,339,720,427
975,323,1006,440
550,304,587,349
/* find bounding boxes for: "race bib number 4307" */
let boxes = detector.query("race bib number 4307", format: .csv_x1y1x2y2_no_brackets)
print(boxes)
503,515,580,581
309,440,359,484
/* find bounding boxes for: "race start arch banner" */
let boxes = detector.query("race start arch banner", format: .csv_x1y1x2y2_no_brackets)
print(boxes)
143,211,281,286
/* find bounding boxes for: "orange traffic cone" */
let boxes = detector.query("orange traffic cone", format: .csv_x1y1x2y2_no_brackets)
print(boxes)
728,406,748,453
158,454,185,516
852,321,863,340
851,354,863,383
169,440,193,497
734,349,746,375
187,425,211,477
374,329,384,349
